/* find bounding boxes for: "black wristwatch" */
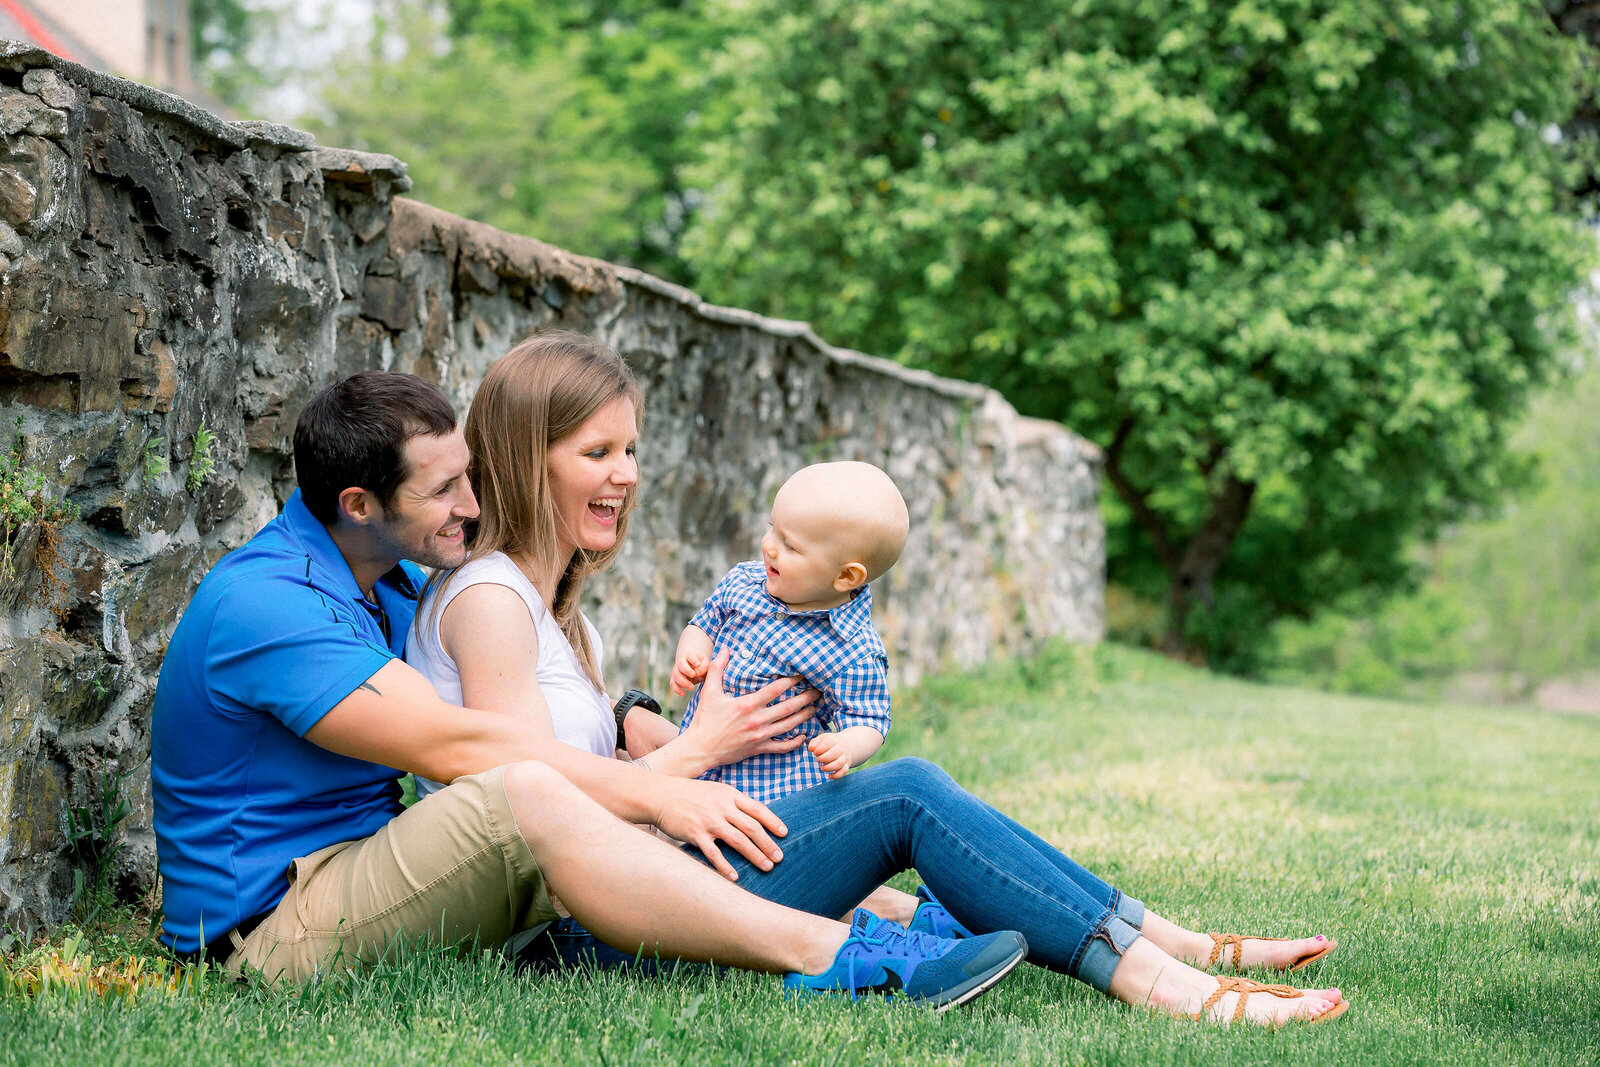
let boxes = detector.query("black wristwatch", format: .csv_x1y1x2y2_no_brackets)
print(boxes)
612,689,664,751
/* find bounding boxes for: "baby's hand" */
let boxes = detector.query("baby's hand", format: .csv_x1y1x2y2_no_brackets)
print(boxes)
808,733,853,779
670,653,710,696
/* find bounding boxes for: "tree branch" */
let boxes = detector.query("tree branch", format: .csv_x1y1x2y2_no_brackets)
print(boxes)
1103,416,1181,573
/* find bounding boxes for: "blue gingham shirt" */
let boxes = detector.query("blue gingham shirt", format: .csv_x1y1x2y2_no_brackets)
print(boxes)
678,560,891,802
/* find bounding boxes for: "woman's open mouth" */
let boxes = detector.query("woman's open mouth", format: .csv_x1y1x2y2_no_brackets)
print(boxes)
588,496,623,525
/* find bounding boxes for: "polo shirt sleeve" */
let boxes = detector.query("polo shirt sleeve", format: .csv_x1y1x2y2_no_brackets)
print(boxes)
204,576,395,737
821,652,892,737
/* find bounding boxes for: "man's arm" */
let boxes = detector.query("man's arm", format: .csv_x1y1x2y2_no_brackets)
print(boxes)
305,582,807,879
304,656,547,785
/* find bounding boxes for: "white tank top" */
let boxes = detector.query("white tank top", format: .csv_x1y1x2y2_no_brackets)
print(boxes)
405,552,614,799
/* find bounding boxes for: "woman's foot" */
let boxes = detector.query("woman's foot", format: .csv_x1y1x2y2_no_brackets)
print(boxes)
1140,913,1335,972
1195,932,1336,972
1110,937,1345,1028
1179,974,1345,1027
1149,965,1344,1027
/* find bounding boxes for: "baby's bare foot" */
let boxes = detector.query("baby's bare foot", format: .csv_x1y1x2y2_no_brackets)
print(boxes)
1193,932,1336,972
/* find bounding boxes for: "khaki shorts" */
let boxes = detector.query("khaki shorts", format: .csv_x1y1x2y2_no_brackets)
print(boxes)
224,766,557,983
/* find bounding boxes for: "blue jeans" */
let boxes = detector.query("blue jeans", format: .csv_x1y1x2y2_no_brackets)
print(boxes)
527,758,1145,992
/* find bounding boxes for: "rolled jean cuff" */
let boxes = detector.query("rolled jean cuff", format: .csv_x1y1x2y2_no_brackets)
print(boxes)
1113,891,1144,930
1076,915,1143,994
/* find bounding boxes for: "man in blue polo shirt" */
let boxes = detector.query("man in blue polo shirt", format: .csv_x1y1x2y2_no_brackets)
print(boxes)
149,370,1025,1002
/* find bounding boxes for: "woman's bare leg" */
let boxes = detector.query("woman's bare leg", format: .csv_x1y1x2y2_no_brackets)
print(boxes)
1108,937,1343,1025
1138,911,1335,971
504,761,847,975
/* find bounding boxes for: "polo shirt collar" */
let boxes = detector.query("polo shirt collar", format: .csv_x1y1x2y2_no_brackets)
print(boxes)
279,489,419,604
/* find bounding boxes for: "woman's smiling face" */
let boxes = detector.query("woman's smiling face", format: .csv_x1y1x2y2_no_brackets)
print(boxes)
546,395,639,560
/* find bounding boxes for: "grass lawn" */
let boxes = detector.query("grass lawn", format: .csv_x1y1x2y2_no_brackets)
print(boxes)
4,643,1597,1065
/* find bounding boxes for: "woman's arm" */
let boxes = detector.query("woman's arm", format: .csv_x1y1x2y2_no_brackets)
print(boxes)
623,707,679,759
437,583,788,878
634,650,819,779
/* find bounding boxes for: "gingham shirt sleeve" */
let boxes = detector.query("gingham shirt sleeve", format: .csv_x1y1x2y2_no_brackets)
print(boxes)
688,565,744,634
819,651,892,737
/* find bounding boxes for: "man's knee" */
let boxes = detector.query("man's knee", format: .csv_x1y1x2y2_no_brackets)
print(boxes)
501,759,572,808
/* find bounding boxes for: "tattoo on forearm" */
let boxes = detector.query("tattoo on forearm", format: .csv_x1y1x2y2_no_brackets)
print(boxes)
358,682,382,697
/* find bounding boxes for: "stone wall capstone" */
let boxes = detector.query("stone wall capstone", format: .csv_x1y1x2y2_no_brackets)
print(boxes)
0,42,1104,928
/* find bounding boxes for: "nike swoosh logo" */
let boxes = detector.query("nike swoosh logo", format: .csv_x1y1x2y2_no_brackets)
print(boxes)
853,970,903,995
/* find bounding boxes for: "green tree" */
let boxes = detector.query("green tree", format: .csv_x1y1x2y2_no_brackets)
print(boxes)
683,0,1597,662
191,0,293,113
305,4,657,261
441,0,721,275
302,0,713,273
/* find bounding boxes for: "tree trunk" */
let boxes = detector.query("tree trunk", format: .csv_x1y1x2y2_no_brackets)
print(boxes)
1103,420,1260,661
1157,474,1257,659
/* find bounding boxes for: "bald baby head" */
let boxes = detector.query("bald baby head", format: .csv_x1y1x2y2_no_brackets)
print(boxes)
758,462,909,610
777,462,909,582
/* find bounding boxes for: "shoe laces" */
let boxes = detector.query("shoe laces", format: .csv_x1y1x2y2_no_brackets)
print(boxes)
849,921,944,959
841,924,943,1001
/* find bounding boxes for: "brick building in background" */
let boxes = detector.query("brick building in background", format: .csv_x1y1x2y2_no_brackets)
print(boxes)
0,0,193,97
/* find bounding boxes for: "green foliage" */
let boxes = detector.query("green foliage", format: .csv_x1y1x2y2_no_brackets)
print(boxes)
186,421,215,493
0,416,78,585
684,0,1597,661
1267,583,1474,696
190,0,295,112
66,764,135,929
305,1,711,274
141,436,169,486
1267,356,1600,695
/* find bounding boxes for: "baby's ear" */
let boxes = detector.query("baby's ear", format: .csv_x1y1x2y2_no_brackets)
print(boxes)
834,561,869,592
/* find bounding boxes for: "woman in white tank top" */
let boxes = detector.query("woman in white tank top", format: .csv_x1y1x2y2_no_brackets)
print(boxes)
406,552,613,798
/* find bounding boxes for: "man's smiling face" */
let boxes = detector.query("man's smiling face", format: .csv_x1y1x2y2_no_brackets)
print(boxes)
373,427,478,570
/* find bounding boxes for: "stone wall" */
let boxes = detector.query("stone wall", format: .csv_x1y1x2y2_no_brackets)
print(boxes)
0,43,1104,928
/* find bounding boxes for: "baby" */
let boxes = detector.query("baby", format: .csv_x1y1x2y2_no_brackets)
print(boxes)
670,461,909,803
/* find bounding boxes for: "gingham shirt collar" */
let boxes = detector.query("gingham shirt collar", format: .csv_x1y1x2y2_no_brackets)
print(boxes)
749,574,873,639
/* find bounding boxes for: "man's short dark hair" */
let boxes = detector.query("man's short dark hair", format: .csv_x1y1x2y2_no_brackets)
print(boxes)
293,371,459,526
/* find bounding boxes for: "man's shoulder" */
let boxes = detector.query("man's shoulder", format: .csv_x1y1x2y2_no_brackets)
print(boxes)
187,523,362,639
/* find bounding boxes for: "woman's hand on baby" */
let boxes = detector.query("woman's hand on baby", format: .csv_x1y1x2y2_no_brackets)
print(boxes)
678,650,818,766
653,776,787,881
808,734,853,779
669,653,709,696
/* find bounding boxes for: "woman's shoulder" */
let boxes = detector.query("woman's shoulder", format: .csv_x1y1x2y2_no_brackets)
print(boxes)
451,551,522,582
433,553,550,617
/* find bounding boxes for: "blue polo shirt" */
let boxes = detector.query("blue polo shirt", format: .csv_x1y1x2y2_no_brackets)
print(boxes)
151,489,423,953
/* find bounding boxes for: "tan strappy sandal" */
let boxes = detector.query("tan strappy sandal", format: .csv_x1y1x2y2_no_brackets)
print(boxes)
1204,932,1337,973
1193,975,1350,1027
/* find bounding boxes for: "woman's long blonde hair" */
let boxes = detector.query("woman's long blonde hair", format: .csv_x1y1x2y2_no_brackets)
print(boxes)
440,329,643,691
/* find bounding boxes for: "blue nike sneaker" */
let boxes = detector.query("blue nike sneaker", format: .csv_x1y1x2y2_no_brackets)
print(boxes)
783,909,1026,1011
906,884,976,940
